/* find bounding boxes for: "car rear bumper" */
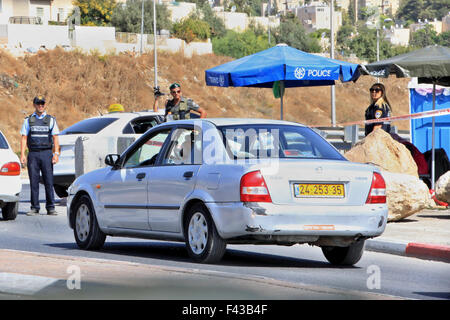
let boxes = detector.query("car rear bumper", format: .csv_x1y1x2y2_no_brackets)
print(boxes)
206,202,388,243
0,194,20,203
0,177,21,203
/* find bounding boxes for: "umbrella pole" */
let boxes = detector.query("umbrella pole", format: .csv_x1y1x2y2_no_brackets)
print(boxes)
431,82,436,190
280,80,284,120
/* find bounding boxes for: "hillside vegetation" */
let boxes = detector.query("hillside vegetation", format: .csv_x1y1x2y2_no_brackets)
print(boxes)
0,48,410,152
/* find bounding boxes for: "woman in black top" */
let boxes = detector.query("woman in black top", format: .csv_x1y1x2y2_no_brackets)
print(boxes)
364,83,393,136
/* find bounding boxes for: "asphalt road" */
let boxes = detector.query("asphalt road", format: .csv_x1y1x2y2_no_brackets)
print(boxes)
0,184,449,300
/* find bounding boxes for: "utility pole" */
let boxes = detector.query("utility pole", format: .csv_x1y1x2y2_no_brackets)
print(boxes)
267,1,271,46
330,0,336,127
153,0,158,89
140,0,145,55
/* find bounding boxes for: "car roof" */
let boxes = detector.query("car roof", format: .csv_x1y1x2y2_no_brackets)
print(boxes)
88,110,165,120
169,118,306,127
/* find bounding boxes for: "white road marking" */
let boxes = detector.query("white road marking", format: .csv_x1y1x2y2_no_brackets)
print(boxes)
0,272,59,295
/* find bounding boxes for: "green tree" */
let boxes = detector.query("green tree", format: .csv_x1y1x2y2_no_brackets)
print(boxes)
273,18,321,52
337,23,355,56
172,17,211,43
346,26,393,62
73,0,117,26
396,0,449,22
111,0,171,33
200,2,226,38
437,31,450,47
348,0,356,25
212,30,270,58
410,24,439,47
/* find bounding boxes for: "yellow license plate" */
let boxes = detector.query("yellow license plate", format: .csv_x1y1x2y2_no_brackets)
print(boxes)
294,183,345,198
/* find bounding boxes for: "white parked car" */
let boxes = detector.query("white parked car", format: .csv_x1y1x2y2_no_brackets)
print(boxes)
67,119,388,265
53,110,164,198
0,130,22,220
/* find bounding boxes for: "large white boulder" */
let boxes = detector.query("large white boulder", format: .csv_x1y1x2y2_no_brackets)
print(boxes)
345,128,418,177
435,170,450,203
381,171,433,222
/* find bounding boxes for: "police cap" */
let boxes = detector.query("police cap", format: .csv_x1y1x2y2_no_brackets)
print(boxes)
33,96,46,104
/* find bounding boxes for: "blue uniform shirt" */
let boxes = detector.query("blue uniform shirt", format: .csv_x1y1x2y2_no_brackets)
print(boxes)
20,112,60,136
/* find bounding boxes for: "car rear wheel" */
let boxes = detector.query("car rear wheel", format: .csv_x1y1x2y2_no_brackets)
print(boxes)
321,240,365,266
73,195,106,250
2,202,18,221
184,203,226,264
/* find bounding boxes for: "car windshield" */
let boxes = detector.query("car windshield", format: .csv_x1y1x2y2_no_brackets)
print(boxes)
61,118,118,135
218,124,344,160
0,132,8,149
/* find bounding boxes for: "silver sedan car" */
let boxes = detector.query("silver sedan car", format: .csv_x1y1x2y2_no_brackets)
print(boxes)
67,119,388,265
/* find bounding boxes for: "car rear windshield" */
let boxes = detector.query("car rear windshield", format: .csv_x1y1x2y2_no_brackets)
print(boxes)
60,118,118,135
217,124,345,160
0,132,8,149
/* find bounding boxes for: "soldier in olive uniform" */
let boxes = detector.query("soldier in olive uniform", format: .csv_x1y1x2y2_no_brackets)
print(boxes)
153,83,206,120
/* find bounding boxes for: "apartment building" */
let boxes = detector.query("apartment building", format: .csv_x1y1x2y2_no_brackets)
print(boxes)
0,0,75,25
410,18,443,35
383,25,409,46
443,12,450,32
357,0,401,16
295,1,342,34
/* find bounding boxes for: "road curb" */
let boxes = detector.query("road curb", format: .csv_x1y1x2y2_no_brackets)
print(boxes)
366,239,450,263
405,243,450,262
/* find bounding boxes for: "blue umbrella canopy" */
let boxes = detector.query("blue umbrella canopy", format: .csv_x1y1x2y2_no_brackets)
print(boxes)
205,44,362,88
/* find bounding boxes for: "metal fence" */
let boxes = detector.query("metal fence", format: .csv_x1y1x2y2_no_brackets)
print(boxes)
316,125,411,154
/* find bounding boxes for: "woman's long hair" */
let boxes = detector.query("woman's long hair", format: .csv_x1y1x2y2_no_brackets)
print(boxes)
370,83,392,112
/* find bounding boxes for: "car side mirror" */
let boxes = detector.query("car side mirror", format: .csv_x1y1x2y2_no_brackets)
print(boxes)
105,154,120,168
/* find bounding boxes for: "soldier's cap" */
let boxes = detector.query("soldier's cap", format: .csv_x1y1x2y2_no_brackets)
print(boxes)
108,103,124,113
33,96,46,104
169,83,181,90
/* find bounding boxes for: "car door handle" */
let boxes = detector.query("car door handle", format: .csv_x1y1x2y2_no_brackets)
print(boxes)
183,171,194,179
136,173,146,181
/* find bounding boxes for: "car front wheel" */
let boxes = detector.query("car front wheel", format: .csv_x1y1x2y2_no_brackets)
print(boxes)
321,239,365,266
184,203,226,264
2,202,18,220
73,195,106,250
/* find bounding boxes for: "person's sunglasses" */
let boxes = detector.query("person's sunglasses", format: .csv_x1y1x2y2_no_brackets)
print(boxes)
35,102,45,106
171,90,181,94
370,88,381,93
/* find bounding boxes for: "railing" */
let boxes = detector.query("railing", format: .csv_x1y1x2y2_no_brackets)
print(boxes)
316,125,411,154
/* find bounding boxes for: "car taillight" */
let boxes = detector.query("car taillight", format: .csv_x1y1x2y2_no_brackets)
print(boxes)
0,162,20,176
366,172,386,204
240,170,272,203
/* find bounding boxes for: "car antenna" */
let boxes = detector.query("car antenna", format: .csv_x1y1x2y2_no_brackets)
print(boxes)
97,107,103,116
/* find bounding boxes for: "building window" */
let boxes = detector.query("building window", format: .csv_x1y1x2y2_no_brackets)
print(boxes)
57,8,65,22
36,7,44,19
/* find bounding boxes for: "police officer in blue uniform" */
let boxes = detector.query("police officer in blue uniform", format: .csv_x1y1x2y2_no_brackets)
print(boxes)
364,83,392,136
20,96,60,216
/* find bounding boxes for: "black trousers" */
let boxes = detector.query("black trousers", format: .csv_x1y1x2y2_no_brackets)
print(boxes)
27,149,55,211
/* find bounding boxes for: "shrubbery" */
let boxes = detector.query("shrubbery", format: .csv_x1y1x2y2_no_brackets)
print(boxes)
172,18,211,43
212,30,270,58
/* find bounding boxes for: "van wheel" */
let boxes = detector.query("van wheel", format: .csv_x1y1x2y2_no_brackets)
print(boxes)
321,240,365,266
2,202,18,221
184,203,226,264
73,195,106,250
